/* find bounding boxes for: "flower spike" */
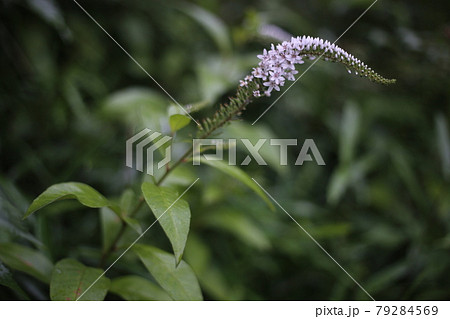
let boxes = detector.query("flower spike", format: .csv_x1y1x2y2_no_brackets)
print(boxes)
243,35,396,97
198,35,396,135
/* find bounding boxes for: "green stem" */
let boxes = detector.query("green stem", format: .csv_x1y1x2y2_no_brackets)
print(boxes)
99,96,251,267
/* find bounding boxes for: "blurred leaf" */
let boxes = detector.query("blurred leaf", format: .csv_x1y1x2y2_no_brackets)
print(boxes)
391,149,423,201
119,189,136,214
339,102,360,164
100,207,122,253
0,177,29,213
50,259,110,301
327,155,377,204
0,179,43,247
26,0,70,38
141,183,190,265
0,243,53,283
169,114,191,132
184,234,211,275
327,166,349,204
102,87,168,131
312,223,351,239
24,182,111,218
109,275,172,301
223,122,287,174
363,262,408,296
179,3,231,54
133,244,203,301
163,165,199,187
0,218,43,248
100,207,141,253
202,210,271,250
199,158,275,210
363,223,405,247
168,100,210,115
196,56,247,102
118,190,142,234
123,216,142,234
435,113,450,179
0,261,30,300
184,235,240,300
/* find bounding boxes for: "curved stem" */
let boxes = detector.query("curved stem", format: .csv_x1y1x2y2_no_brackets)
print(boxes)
99,97,251,267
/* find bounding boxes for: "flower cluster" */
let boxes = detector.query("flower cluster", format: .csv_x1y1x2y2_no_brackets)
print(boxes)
240,35,396,97
199,35,396,136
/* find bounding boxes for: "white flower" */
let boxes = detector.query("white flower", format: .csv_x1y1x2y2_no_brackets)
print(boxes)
242,35,395,97
253,90,261,97
239,80,248,87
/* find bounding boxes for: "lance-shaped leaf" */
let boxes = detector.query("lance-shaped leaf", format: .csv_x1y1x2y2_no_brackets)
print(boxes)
198,158,275,210
50,259,110,301
169,114,191,132
24,182,111,218
110,275,172,301
100,207,123,253
0,243,53,283
133,244,202,301
201,209,271,250
141,183,190,264
0,261,30,300
117,189,142,234
24,182,144,234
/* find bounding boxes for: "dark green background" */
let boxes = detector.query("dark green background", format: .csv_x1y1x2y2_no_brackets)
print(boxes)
1,0,449,300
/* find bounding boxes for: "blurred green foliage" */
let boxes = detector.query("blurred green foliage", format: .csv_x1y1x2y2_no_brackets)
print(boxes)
1,0,449,300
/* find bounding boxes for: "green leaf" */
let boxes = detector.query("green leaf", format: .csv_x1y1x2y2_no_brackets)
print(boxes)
141,183,191,265
50,259,110,301
26,0,69,37
0,218,43,248
100,207,122,253
0,261,29,300
327,155,377,204
179,3,231,55
223,122,287,175
123,216,142,234
363,262,408,296
110,275,172,301
391,149,423,201
198,158,275,210
169,114,191,132
202,210,271,250
184,235,243,300
327,165,350,205
118,189,142,234
163,165,199,187
0,243,53,283
119,189,136,213
435,113,450,178
24,182,110,218
196,57,242,102
339,102,360,164
102,87,168,130
133,244,202,301
168,100,210,115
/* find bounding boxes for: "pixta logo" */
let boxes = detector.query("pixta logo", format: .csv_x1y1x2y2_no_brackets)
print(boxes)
193,138,325,166
126,129,325,176
126,129,172,176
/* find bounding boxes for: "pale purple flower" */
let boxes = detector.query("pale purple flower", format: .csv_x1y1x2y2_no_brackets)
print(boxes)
242,35,395,97
253,90,261,97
